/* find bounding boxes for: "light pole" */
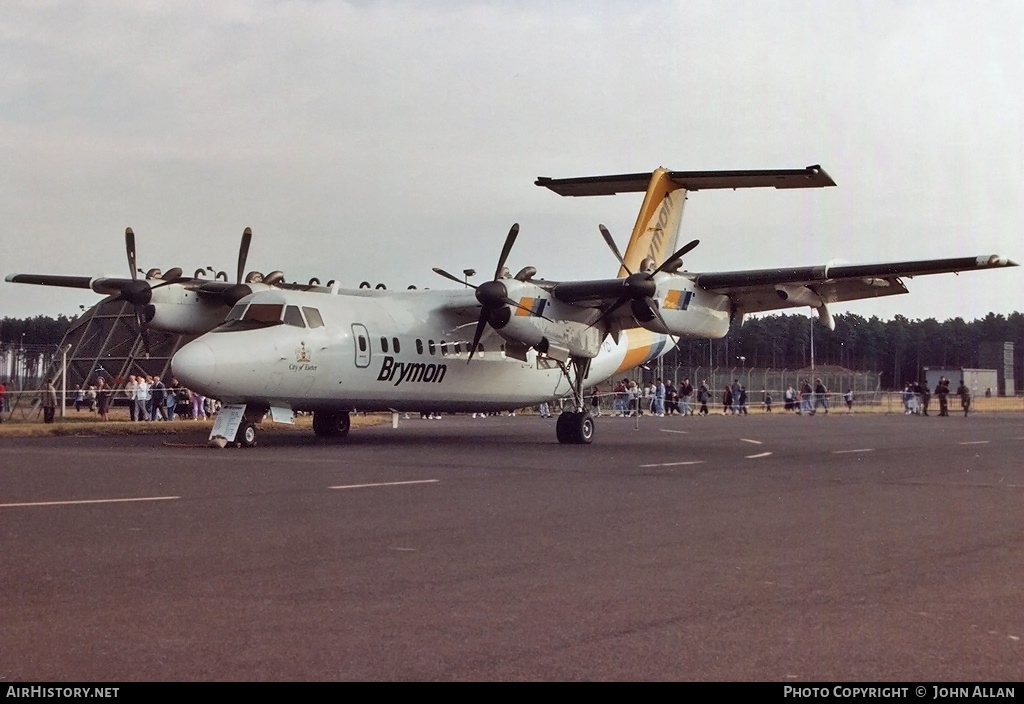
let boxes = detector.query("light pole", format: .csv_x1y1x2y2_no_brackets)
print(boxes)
60,344,71,418
463,268,476,288
809,314,815,372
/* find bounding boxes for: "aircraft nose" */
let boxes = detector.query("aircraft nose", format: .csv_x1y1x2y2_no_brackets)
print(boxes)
172,339,217,393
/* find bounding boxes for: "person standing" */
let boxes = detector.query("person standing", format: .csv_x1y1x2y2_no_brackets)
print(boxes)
95,378,111,421
40,379,58,424
697,381,710,416
654,378,666,417
0,378,6,423
956,380,971,417
784,385,796,412
679,379,693,416
166,379,180,420
936,377,951,417
150,376,167,420
799,379,813,415
124,375,138,421
814,378,829,414
134,375,150,421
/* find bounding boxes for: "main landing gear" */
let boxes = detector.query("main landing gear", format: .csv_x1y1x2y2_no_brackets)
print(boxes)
556,357,595,445
312,410,351,439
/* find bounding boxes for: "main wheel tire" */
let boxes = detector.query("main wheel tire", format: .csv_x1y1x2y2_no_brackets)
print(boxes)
575,413,594,444
556,411,594,444
313,411,351,438
555,412,576,444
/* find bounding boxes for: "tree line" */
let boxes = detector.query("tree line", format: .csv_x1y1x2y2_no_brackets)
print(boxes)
0,315,76,347
3,311,1022,391
656,311,1023,391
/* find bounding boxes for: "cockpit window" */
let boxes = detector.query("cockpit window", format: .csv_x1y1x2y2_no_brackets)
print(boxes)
212,303,285,332
225,303,246,322
303,307,324,328
244,304,284,323
283,305,305,328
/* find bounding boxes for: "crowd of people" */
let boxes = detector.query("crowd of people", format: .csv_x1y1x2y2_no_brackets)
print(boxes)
36,375,220,423
900,377,971,417
0,371,987,425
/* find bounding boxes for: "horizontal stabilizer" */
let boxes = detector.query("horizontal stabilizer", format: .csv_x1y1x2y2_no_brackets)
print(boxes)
535,165,835,197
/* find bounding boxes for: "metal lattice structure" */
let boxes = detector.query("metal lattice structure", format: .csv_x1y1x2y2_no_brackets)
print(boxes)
57,297,194,388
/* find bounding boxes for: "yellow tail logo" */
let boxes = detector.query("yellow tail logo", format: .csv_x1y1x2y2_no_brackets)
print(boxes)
618,168,688,277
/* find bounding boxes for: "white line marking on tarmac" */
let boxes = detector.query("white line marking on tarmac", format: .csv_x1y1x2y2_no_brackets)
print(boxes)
0,496,180,509
746,452,773,459
329,479,440,490
833,449,874,454
959,440,990,445
659,429,689,434
639,461,704,468
740,438,763,445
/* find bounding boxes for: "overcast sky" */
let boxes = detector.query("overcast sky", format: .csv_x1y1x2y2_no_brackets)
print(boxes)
2,0,1021,323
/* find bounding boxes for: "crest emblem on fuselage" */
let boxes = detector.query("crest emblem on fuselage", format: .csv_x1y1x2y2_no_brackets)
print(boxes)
296,342,311,364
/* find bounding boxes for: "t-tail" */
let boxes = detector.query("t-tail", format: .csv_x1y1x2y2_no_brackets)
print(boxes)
536,164,836,277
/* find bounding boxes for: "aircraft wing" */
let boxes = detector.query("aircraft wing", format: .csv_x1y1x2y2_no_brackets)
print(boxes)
6,273,133,296
689,255,1018,315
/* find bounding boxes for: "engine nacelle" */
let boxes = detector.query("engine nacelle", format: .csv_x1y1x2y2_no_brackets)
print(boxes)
492,280,604,358
644,274,731,339
145,285,229,335
774,283,823,308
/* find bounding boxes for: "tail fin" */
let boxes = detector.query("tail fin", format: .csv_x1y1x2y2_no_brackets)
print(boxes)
618,168,687,277
535,164,835,277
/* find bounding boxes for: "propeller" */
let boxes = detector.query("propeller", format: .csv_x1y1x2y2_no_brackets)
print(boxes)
220,228,258,306
112,228,156,356
589,225,701,330
432,223,549,362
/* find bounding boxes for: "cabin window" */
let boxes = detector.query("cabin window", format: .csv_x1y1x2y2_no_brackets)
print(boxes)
440,340,448,355
428,340,436,355
453,342,462,355
416,339,423,354
284,305,305,328
393,338,401,354
358,336,367,352
303,307,324,328
380,336,389,353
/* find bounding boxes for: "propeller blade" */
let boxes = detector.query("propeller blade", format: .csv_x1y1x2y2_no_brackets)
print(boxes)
432,267,479,289
125,227,138,280
652,239,700,276
237,228,252,285
587,296,630,331
134,308,152,358
599,224,631,275
466,314,489,364
493,223,519,280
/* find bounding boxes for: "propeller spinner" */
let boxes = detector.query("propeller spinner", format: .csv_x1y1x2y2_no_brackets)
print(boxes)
589,225,700,331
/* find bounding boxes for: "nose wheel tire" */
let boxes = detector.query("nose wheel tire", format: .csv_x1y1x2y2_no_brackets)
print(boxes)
556,411,594,444
235,420,257,448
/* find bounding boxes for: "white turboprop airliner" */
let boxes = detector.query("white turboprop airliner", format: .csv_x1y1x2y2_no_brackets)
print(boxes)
6,165,1017,445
